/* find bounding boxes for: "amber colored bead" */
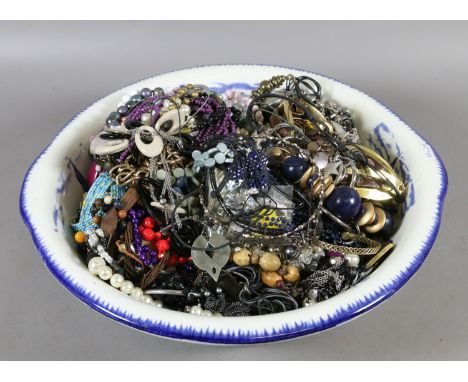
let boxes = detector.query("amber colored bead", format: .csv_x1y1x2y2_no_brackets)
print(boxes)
261,271,283,288
117,209,128,219
282,264,300,283
74,231,86,244
92,216,101,225
232,248,251,266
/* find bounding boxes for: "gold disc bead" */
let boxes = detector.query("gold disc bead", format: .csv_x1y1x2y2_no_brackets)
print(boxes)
355,202,375,226
311,175,334,198
364,207,386,233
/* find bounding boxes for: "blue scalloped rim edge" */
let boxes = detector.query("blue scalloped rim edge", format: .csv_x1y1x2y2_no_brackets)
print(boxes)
19,64,448,344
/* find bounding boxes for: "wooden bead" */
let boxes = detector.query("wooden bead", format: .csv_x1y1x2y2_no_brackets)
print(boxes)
261,271,283,288
92,216,101,225
282,264,301,283
74,231,86,244
117,209,128,219
232,248,251,266
259,252,281,272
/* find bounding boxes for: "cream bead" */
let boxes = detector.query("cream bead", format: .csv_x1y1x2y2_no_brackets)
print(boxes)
142,295,154,305
202,310,213,317
110,273,124,288
88,257,105,275
141,113,151,125
213,312,223,317
120,280,134,295
302,297,316,307
130,287,144,300
153,299,163,308
190,305,203,315
259,252,281,272
232,248,251,266
180,104,191,115
98,265,112,281
344,253,360,268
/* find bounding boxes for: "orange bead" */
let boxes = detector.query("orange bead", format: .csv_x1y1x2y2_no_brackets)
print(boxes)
117,209,128,219
74,231,86,244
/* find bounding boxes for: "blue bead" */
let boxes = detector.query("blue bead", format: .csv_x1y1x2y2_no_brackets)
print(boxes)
176,177,187,189
326,186,362,221
382,210,393,238
117,106,128,116
261,139,275,149
306,174,318,189
140,88,152,98
107,119,120,128
281,156,308,182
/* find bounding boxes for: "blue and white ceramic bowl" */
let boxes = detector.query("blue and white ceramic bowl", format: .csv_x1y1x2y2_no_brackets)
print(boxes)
20,65,447,344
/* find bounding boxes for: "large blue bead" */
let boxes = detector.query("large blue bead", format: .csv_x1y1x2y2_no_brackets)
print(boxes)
282,156,308,182
326,186,362,221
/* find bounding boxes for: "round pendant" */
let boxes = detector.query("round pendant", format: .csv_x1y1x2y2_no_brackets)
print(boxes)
135,126,163,158
155,108,190,136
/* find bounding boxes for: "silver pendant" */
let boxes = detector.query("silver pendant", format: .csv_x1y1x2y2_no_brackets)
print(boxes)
191,233,230,281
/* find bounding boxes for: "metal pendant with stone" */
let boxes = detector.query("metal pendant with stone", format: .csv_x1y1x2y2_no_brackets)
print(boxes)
191,232,230,281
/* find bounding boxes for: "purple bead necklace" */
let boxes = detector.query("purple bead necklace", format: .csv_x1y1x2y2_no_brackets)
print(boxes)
128,209,158,266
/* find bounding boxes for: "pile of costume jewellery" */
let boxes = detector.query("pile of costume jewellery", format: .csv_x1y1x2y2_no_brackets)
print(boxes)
72,75,407,316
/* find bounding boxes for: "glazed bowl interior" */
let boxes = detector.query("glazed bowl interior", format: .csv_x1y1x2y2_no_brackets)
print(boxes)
20,65,447,344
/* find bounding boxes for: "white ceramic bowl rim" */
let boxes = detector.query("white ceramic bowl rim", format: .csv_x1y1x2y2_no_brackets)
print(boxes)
20,64,448,344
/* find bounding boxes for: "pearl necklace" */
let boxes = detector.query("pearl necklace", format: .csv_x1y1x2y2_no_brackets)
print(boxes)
87,256,163,307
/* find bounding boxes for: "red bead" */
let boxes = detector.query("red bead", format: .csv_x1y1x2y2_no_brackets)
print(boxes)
188,256,192,262
155,239,170,253
167,255,178,267
138,225,145,234
156,252,165,261
153,231,162,241
142,228,155,241
178,257,187,265
143,217,155,229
